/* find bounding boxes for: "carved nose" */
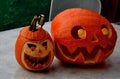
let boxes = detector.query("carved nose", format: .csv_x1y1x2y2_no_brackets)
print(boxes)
91,35,98,42
38,49,42,53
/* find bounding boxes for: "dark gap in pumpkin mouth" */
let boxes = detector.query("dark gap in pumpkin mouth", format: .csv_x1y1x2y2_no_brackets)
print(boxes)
56,43,113,60
24,53,50,66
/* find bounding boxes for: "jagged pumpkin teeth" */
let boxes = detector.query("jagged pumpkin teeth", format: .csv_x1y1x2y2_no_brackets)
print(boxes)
24,53,50,66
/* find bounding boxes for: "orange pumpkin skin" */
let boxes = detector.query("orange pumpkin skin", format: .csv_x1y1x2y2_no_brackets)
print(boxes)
15,16,54,71
51,8,117,65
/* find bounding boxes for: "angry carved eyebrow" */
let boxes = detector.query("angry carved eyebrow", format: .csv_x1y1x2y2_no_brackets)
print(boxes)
42,41,47,46
27,43,36,48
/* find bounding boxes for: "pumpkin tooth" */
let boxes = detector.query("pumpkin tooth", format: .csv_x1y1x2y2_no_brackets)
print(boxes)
36,58,40,64
34,62,38,66
36,64,40,68
37,64,42,68
32,63,35,67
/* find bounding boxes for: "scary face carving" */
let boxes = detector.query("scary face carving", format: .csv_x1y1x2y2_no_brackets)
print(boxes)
15,26,54,71
51,8,117,65
21,40,54,70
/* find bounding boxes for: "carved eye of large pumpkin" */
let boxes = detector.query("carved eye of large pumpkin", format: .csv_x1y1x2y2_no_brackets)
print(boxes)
101,24,112,38
71,26,86,39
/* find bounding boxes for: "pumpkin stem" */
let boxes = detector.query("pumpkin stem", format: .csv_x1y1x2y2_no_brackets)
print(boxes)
29,16,38,32
38,14,45,28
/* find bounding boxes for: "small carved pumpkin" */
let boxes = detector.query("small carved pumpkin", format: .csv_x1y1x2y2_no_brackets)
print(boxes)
51,8,117,65
15,15,54,71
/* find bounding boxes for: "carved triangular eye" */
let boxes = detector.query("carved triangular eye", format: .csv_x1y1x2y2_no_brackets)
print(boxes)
27,43,36,48
42,41,47,46
27,43,36,51
71,26,86,39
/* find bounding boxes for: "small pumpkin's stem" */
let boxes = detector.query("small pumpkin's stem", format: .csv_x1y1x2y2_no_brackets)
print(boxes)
29,16,38,32
38,14,45,28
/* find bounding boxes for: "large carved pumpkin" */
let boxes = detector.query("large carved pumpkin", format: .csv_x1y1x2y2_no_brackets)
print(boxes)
15,15,54,71
51,8,117,65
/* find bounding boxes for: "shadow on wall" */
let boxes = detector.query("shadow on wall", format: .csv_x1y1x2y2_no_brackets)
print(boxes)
0,0,51,31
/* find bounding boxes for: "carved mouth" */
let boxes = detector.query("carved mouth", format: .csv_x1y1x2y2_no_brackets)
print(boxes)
56,43,114,64
24,53,51,69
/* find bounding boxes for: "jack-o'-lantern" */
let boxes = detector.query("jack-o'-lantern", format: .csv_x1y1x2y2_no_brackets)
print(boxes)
15,15,54,71
51,8,117,65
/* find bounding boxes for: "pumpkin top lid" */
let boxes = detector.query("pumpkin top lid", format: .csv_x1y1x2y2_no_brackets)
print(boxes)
20,26,49,41
19,15,50,41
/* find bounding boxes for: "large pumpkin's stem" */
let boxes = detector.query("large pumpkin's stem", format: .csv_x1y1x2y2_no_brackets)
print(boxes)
29,16,38,32
38,14,45,28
